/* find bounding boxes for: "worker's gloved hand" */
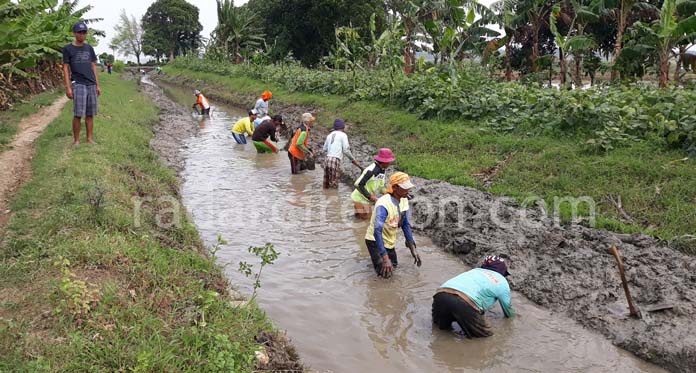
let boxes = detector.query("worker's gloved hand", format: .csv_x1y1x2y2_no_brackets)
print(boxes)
406,241,421,267
380,254,393,278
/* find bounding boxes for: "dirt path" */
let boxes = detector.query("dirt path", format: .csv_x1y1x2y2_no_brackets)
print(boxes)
0,96,68,227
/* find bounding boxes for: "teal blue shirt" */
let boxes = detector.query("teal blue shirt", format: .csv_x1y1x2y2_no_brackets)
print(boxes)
440,268,515,317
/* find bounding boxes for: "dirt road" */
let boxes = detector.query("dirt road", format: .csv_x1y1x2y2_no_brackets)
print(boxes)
0,96,68,228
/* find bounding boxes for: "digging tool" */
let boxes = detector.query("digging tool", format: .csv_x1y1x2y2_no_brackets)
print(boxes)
608,246,642,319
606,246,675,319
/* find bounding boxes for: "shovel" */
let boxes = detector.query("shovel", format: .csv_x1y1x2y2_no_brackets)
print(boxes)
607,246,674,319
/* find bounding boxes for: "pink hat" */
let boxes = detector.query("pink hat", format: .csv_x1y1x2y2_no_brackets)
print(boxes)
374,148,395,163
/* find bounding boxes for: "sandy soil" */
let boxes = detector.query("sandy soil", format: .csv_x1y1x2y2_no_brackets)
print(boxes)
0,96,68,228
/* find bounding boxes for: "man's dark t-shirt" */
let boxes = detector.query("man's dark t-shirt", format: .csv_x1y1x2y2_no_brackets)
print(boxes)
252,120,278,142
62,43,97,85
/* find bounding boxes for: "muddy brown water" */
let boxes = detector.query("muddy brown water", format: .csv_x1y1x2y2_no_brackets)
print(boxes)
156,80,664,373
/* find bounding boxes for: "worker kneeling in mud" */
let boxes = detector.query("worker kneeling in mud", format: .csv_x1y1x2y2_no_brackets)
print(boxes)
192,90,211,116
364,172,422,278
433,255,515,337
252,115,283,154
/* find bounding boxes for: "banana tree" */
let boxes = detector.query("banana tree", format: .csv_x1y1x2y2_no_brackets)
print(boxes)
650,0,695,87
570,0,601,87
517,0,554,72
213,0,264,63
489,0,520,80
550,2,596,86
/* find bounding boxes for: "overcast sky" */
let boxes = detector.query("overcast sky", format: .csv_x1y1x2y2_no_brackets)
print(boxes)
86,0,248,59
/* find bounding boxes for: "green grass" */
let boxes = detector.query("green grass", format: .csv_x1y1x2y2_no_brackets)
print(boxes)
162,66,696,241
0,74,276,371
0,89,61,151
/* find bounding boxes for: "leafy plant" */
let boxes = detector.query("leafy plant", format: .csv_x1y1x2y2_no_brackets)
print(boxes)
53,256,101,326
238,242,279,302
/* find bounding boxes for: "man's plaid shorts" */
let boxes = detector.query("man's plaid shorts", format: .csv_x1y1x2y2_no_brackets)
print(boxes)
72,83,98,117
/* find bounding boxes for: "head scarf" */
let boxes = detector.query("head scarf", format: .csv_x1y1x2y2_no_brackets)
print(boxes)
301,113,316,125
386,172,411,194
261,91,273,100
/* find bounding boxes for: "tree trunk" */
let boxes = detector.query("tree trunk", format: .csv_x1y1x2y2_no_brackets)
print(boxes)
574,54,582,88
611,8,627,81
505,38,512,81
136,53,141,66
675,45,685,85
659,50,670,88
532,24,540,72
559,49,567,86
404,21,413,75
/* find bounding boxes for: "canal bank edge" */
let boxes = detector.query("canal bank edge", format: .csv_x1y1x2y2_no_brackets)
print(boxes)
0,74,301,372
154,69,696,373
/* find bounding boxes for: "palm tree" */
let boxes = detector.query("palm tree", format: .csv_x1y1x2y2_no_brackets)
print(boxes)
214,0,264,63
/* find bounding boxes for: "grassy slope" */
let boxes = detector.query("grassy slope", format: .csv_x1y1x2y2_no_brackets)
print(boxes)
163,66,696,240
0,89,61,151
0,74,273,371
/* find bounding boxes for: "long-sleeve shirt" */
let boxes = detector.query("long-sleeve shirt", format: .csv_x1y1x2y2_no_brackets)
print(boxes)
255,98,269,117
351,162,386,204
323,130,355,161
251,120,278,142
232,116,254,136
365,195,414,256
440,268,515,318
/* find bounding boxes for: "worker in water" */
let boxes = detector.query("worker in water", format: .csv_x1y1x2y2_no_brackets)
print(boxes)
252,115,283,154
351,148,395,219
192,90,211,116
432,255,515,337
254,115,271,129
364,172,421,278
322,118,362,188
231,109,257,144
288,113,315,174
255,90,272,117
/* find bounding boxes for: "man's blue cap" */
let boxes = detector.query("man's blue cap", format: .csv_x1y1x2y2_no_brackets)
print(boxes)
72,22,88,33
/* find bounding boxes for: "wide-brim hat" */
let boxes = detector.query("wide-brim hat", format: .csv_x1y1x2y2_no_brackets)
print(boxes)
374,148,395,163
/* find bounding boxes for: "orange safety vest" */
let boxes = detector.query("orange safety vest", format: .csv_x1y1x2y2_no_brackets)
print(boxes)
288,125,310,160
196,94,210,109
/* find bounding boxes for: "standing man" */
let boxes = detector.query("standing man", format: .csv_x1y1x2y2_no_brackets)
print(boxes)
433,255,515,337
252,115,283,154
322,118,361,188
364,172,421,278
62,22,100,145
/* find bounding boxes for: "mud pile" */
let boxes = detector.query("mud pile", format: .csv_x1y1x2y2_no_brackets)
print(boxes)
319,126,696,373
153,73,695,372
